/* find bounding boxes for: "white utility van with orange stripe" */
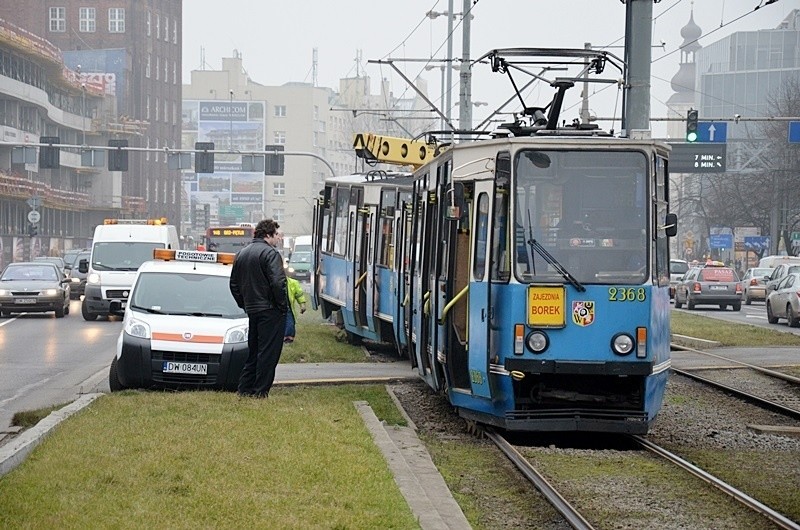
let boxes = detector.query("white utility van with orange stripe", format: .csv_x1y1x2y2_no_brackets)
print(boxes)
110,248,249,392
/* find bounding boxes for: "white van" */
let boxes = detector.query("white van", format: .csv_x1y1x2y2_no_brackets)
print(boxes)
758,255,800,269
79,219,179,321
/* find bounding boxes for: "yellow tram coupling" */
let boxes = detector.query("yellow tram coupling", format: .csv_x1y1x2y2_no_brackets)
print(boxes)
353,133,436,169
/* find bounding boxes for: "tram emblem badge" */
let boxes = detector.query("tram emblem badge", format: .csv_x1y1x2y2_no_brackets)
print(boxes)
571,301,595,327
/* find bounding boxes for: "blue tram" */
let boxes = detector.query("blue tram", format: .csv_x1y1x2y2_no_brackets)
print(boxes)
312,49,678,434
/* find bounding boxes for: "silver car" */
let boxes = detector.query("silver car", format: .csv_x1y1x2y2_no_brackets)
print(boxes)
766,272,800,327
740,267,773,304
0,262,71,318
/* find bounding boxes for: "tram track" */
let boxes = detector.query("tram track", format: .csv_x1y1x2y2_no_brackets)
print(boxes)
671,343,800,420
487,427,800,530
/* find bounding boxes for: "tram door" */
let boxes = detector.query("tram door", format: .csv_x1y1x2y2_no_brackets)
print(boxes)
347,187,369,329
410,172,435,385
422,165,446,391
467,179,496,399
394,192,413,358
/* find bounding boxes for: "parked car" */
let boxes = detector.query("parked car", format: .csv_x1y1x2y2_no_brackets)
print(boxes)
757,255,800,269
740,267,774,304
669,259,689,300
286,250,311,282
764,263,800,298
68,250,91,299
766,272,800,327
674,261,742,311
63,248,90,269
33,256,68,276
0,262,71,317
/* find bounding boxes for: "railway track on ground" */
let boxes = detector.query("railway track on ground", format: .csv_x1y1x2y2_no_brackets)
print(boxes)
671,343,800,420
487,427,800,530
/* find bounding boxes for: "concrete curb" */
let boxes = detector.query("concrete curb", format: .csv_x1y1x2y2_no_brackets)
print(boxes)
355,401,471,530
0,393,103,478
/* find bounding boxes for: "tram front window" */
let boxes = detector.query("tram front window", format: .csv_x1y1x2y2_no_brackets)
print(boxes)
514,149,648,285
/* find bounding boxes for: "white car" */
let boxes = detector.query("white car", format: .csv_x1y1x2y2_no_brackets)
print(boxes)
109,249,249,392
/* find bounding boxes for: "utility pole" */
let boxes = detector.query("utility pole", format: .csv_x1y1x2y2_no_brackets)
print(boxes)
580,43,591,125
458,0,472,135
622,0,654,135
446,0,454,140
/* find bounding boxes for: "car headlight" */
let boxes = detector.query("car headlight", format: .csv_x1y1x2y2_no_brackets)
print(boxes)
0,289,8,296
611,333,635,356
224,325,248,344
87,273,100,284
125,318,151,339
287,267,295,274
44,288,58,296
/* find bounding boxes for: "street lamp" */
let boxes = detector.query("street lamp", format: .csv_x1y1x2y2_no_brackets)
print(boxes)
229,89,234,150
77,64,86,145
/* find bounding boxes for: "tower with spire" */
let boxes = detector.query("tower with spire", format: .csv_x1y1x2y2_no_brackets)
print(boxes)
666,5,702,140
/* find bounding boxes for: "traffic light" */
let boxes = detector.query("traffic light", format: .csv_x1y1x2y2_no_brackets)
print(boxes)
108,139,129,171
686,109,699,143
195,142,215,173
39,136,60,169
28,223,38,237
265,144,285,176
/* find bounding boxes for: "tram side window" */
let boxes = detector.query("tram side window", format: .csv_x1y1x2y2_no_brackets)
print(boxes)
491,152,511,282
473,193,489,280
378,189,396,269
333,187,349,256
655,156,669,286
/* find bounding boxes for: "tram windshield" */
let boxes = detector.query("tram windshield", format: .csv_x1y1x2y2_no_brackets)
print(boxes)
513,149,648,285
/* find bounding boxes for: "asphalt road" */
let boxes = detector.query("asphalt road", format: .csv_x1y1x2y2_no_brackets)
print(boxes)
0,299,118,431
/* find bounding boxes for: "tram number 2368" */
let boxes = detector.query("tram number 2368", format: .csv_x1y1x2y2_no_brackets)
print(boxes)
607,287,646,302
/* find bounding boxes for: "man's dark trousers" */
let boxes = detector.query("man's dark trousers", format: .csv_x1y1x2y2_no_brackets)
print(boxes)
239,309,287,397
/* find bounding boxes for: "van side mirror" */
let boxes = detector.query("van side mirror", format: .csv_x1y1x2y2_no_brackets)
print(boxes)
78,259,89,274
664,213,678,237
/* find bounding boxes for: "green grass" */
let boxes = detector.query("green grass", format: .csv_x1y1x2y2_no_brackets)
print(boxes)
11,402,71,428
280,307,369,363
671,310,800,346
0,386,417,529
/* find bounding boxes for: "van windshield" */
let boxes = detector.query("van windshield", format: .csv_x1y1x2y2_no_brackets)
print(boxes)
130,272,245,318
670,261,689,275
92,242,166,271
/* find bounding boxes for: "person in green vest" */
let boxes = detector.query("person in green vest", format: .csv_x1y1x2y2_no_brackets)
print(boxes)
284,276,307,343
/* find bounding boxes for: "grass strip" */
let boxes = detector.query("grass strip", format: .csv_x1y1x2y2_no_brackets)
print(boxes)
0,386,416,529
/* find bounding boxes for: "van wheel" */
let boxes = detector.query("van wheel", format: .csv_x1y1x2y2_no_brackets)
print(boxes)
732,302,741,311
82,299,98,321
109,356,125,392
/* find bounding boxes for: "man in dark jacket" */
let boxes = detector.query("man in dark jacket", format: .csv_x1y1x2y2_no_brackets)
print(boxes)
229,219,288,398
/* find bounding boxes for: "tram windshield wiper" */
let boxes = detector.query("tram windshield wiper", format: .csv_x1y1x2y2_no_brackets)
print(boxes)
527,238,586,292
525,209,585,292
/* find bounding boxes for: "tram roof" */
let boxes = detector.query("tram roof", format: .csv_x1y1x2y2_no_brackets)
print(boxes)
326,172,414,187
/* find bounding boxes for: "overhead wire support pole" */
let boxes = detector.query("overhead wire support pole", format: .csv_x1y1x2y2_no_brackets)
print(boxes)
367,59,456,132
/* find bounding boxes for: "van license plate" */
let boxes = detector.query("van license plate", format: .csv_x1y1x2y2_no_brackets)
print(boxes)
162,362,208,375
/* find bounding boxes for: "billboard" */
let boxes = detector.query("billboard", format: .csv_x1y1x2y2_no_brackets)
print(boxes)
182,100,266,222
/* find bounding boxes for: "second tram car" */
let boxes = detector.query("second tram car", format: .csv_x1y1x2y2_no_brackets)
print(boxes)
312,49,678,434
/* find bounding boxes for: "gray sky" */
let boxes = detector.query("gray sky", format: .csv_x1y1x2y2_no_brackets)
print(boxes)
182,1,796,137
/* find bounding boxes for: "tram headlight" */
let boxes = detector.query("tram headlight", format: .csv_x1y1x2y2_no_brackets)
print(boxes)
611,333,635,356
526,330,549,354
